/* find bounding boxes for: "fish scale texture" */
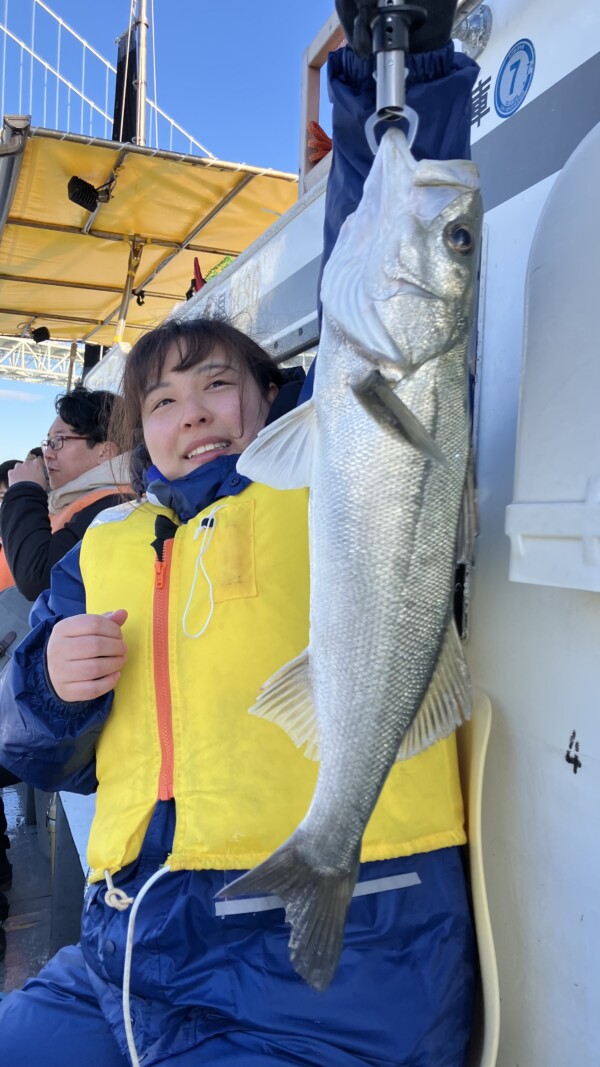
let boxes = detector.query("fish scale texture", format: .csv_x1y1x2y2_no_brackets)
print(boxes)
225,129,483,989
302,130,482,868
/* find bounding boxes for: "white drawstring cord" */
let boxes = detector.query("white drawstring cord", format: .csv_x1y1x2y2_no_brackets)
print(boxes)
104,864,172,1067
122,864,172,1066
104,870,134,911
182,503,228,639
103,505,227,1060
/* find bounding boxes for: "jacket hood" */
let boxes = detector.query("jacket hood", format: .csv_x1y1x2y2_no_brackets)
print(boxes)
47,454,131,515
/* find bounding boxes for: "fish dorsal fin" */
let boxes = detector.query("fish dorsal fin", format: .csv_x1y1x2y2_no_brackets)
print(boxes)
237,400,317,490
352,370,446,464
249,648,319,761
396,619,471,761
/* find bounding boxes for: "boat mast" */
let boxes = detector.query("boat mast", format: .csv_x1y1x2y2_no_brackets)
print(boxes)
135,0,149,146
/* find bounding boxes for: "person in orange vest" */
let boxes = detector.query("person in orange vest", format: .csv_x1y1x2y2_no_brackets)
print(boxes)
0,386,131,602
0,394,130,913
0,459,21,931
0,460,20,594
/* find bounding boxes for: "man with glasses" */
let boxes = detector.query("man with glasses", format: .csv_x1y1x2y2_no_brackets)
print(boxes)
0,386,131,603
0,391,129,956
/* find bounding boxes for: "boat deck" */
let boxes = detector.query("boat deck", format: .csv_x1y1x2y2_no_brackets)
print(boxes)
0,783,51,998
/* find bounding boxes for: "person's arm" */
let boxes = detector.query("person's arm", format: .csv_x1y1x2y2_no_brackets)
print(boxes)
300,10,478,404
1,480,56,600
0,483,125,601
321,40,479,293
0,544,120,793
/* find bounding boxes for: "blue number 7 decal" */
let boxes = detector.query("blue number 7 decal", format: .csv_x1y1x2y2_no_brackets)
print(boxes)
509,60,521,94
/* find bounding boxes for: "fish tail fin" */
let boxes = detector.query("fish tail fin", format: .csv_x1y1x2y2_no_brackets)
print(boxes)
216,837,360,991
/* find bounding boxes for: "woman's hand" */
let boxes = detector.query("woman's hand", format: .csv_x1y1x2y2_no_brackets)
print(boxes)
47,610,128,702
8,457,48,489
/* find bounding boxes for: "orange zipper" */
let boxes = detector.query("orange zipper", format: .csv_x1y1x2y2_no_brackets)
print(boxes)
153,537,175,800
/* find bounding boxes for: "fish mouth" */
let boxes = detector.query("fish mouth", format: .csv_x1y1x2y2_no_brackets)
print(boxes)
398,281,438,298
373,279,440,301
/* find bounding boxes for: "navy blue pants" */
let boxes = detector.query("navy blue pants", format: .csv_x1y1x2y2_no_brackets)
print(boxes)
0,831,474,1066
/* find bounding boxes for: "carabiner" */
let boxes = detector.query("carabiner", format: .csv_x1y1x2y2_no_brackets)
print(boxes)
365,104,419,155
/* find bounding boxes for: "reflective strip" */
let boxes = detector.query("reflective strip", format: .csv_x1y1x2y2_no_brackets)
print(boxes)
214,871,421,917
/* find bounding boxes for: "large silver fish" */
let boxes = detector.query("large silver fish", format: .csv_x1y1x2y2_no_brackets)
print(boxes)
219,128,483,990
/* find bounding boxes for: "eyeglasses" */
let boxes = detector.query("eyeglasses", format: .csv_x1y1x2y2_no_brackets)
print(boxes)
41,435,92,451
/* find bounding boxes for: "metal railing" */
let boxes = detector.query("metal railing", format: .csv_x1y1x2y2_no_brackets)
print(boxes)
0,334,83,385
0,0,214,156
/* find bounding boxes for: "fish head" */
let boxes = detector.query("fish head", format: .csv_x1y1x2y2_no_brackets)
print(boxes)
320,127,483,371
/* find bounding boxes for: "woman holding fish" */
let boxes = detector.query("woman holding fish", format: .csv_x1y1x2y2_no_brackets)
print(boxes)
0,4,480,1064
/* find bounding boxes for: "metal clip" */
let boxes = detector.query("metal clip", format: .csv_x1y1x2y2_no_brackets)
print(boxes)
366,1,426,154
365,103,419,154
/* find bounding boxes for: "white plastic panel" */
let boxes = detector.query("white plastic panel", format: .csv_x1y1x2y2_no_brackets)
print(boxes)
506,120,600,589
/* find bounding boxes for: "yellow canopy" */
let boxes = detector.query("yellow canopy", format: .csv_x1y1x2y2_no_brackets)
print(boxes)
0,127,298,346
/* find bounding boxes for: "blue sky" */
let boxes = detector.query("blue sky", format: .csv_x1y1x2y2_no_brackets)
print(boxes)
0,0,334,461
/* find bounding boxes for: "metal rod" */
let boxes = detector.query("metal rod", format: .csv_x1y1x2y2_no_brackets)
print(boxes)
113,237,143,343
28,125,296,180
55,22,60,129
0,271,124,294
135,0,148,147
0,305,101,326
0,118,30,237
135,172,255,291
66,340,78,391
82,172,256,345
6,216,240,258
1,0,8,124
29,1,36,116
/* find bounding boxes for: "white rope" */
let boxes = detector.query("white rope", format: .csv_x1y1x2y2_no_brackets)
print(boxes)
121,864,172,1067
104,869,134,911
182,503,228,639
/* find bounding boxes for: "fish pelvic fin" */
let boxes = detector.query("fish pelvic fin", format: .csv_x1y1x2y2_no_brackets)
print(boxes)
236,399,317,490
216,836,360,991
250,649,319,760
352,370,446,464
396,619,472,761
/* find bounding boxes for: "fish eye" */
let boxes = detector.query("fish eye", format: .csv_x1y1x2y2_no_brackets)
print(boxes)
444,223,474,255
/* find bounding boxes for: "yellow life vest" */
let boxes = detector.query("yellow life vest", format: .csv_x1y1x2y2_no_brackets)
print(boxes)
80,484,465,883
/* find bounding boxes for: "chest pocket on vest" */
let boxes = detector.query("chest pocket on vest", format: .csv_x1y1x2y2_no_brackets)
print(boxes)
193,499,257,604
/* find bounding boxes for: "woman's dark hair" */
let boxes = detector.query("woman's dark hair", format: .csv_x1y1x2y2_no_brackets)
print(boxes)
0,459,19,489
111,318,285,466
55,386,121,448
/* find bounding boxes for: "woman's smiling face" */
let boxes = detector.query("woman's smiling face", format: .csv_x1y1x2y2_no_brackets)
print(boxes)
141,343,277,481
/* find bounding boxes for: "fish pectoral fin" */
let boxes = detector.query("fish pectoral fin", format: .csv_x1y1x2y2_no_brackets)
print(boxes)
456,445,478,565
395,619,472,761
250,649,319,760
236,399,317,490
352,370,446,464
